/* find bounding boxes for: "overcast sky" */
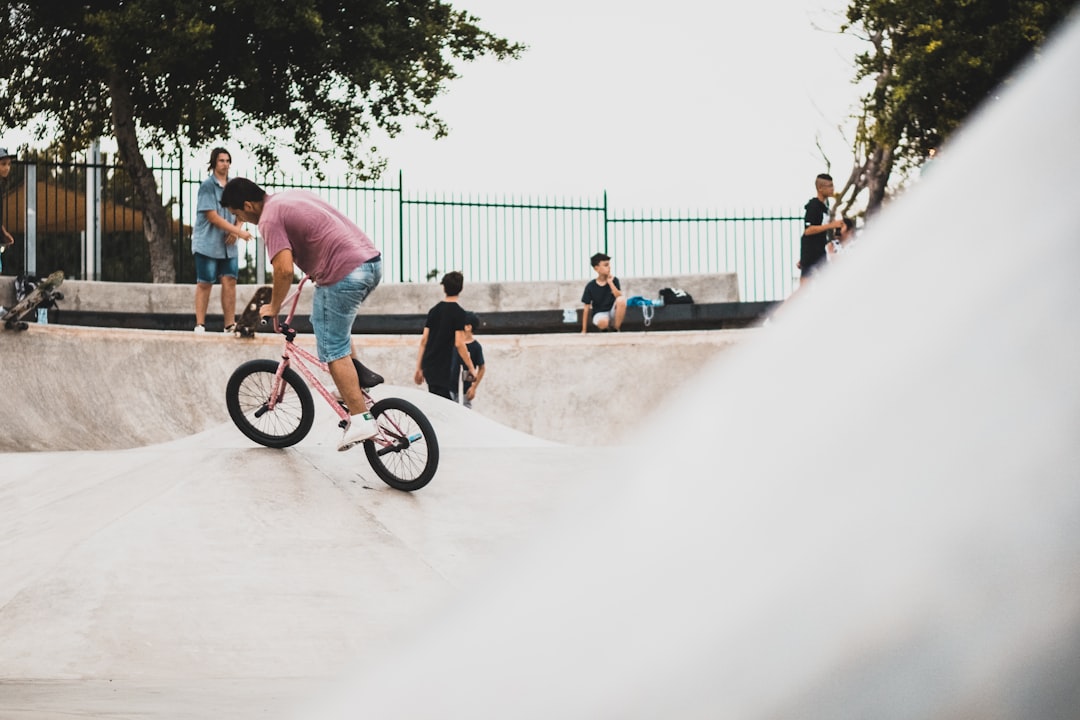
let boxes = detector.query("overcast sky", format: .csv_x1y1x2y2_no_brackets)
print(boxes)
374,0,867,209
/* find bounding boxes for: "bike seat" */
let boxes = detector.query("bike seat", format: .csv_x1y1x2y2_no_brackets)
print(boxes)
354,359,384,388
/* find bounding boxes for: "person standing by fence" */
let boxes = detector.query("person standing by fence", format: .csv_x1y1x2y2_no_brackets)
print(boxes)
798,173,846,287
0,147,15,274
826,216,858,262
192,147,251,333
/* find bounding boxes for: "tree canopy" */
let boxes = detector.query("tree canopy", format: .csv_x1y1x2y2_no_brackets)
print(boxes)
837,0,1075,215
0,0,524,281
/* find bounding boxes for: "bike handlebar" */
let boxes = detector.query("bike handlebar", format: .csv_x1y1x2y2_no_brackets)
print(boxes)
267,275,312,337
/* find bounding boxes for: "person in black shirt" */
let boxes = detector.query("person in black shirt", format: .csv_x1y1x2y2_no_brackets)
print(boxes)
0,147,15,272
799,173,846,286
581,252,626,333
450,311,486,408
414,271,479,400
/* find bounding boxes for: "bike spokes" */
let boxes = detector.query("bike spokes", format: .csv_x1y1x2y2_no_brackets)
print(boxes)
363,398,439,491
226,359,315,448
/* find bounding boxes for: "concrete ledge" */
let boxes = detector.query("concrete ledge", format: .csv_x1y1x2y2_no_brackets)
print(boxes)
1,273,739,316
0,324,752,449
51,301,777,334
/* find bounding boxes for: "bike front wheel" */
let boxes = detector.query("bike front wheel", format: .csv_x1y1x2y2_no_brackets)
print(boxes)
364,397,440,491
226,359,314,448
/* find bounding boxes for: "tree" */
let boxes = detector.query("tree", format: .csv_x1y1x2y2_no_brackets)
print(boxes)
0,1,523,282
836,0,1075,217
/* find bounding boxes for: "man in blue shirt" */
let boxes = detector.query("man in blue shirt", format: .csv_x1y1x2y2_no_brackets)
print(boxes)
191,147,251,332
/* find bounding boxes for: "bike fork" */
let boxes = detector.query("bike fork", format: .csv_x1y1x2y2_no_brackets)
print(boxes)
254,357,291,417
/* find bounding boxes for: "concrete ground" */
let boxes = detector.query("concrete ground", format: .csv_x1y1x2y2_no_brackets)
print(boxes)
0,405,626,718
0,323,715,718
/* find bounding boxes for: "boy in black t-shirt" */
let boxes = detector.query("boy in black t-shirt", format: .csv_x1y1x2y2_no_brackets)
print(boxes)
450,311,485,408
799,173,846,286
581,252,627,333
414,271,479,400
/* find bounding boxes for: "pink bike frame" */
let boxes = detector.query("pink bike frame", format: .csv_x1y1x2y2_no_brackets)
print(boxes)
265,275,367,425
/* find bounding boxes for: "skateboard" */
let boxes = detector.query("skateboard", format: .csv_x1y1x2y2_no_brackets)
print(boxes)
2,270,64,331
234,286,274,337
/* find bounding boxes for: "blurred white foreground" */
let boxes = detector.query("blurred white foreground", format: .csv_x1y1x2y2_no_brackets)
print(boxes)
315,12,1080,720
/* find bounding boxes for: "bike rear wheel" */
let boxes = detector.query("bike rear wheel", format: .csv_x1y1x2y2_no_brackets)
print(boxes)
226,359,314,448
364,397,439,491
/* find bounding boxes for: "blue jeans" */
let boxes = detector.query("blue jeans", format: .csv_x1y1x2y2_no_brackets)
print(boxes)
194,253,238,284
312,259,382,363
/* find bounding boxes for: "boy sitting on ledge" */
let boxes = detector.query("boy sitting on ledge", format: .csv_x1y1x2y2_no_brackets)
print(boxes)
581,252,627,333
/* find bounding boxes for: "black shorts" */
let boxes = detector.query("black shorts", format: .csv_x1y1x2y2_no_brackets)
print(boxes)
800,236,827,278
426,384,453,400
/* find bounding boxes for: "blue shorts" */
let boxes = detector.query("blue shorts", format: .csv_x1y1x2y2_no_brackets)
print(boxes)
194,253,239,284
312,258,382,363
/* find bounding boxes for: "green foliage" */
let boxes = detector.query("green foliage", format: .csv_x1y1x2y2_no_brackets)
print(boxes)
840,0,1075,212
0,0,522,281
0,0,524,177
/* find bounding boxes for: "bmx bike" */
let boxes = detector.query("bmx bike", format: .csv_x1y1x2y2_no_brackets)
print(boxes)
224,276,439,492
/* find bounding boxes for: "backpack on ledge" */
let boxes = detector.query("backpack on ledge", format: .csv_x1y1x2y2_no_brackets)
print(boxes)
659,287,694,305
626,296,657,327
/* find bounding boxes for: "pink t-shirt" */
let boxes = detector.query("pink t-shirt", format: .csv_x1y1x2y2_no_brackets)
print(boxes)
259,190,379,285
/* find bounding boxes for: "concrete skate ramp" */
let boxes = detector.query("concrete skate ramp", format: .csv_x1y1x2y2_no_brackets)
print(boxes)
0,322,742,716
310,13,1080,720
0,400,625,718
0,325,746,452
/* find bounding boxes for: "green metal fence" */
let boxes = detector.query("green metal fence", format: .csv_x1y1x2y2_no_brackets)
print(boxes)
1,155,182,283
5,155,802,302
607,208,801,304
195,171,803,301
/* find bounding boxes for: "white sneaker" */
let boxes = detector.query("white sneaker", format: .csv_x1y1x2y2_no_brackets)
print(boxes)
338,412,378,451
193,324,206,333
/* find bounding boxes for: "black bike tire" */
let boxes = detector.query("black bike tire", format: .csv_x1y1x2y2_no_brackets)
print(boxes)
225,358,315,448
364,397,440,491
